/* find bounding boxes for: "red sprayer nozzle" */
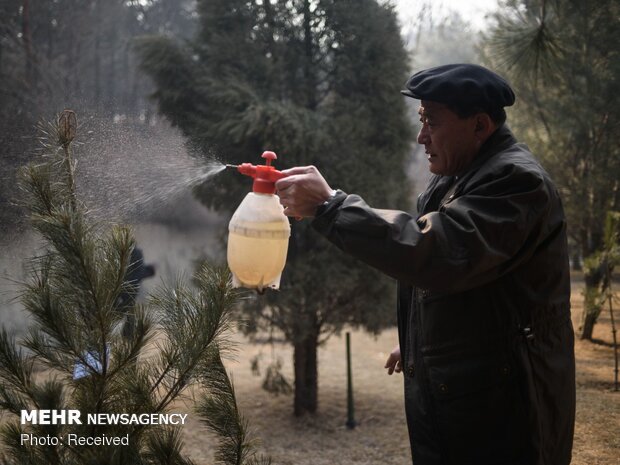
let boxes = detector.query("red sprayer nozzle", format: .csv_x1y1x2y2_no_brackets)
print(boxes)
232,151,286,194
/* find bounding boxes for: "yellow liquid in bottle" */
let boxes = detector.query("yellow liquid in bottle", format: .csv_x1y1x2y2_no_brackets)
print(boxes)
227,221,289,288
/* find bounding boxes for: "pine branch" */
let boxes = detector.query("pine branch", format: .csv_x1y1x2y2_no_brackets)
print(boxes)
19,259,101,377
196,347,258,465
0,422,40,465
143,427,196,465
0,385,30,416
17,164,59,217
0,329,37,405
487,3,563,82
148,265,238,410
107,305,154,377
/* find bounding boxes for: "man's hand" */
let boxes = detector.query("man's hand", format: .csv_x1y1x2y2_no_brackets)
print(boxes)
384,344,402,375
275,166,334,218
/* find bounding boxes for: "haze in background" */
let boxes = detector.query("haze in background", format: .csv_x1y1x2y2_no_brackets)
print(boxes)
396,0,499,32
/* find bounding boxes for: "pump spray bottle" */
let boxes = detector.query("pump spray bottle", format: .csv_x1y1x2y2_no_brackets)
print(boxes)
225,151,290,292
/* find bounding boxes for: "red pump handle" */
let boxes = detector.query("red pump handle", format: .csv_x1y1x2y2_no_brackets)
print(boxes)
262,150,277,165
236,151,286,194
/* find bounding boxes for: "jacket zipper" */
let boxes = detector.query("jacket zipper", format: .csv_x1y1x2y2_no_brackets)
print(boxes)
415,288,445,459
405,287,417,377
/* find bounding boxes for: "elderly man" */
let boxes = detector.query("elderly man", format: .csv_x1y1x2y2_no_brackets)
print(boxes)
275,64,575,465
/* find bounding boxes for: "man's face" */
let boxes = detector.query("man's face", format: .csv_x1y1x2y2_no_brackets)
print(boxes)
417,101,480,176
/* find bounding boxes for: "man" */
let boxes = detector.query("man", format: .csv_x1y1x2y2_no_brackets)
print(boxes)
275,64,575,465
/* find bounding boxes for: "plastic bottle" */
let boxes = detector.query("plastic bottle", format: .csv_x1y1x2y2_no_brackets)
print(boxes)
227,151,290,292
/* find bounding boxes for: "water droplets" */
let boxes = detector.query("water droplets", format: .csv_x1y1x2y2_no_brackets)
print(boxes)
72,119,227,224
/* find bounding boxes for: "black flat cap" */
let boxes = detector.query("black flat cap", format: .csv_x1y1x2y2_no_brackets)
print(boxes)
401,64,515,110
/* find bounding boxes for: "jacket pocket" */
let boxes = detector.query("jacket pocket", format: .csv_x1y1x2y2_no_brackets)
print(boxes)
424,350,529,465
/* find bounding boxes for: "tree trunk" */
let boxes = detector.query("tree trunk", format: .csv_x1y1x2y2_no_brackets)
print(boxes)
580,261,604,340
572,249,582,271
22,0,32,82
293,330,319,416
302,0,317,110
93,0,101,112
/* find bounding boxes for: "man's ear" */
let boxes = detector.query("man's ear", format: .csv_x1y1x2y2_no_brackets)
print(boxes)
474,113,496,139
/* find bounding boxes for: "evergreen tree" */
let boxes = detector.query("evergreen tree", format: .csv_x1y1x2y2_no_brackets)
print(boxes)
483,0,620,339
0,111,270,464
135,0,412,415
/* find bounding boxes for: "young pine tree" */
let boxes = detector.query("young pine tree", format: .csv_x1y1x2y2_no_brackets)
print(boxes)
0,111,270,465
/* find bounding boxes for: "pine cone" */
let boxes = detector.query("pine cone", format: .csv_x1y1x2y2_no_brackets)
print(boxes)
58,109,77,145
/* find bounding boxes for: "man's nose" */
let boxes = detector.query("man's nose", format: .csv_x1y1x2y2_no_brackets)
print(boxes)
417,125,430,145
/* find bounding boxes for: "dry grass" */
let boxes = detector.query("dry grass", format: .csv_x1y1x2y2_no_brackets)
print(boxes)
179,281,620,465
181,326,410,465
571,283,620,465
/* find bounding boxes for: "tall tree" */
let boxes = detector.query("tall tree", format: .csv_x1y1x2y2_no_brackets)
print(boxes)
136,0,412,415
483,0,620,339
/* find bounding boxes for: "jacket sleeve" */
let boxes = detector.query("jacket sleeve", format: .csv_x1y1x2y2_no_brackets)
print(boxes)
312,163,556,292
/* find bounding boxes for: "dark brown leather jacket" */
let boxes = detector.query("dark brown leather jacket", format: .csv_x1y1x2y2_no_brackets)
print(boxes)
313,125,575,465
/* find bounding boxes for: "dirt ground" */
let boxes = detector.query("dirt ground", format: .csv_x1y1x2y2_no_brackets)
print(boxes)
178,281,620,465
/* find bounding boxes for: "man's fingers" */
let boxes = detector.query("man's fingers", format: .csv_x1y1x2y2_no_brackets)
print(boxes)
279,166,315,176
275,176,294,191
385,348,402,376
273,165,330,219
275,173,306,191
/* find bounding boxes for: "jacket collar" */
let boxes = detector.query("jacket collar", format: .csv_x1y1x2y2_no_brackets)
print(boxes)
417,125,518,216
457,124,517,179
